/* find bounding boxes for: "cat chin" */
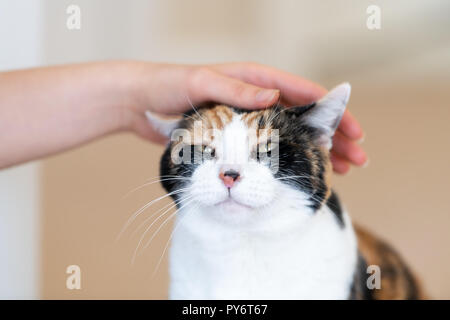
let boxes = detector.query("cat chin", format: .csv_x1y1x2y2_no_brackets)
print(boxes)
214,198,255,212
190,198,263,226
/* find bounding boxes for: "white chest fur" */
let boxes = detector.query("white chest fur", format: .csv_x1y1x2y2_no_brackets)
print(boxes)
168,203,358,300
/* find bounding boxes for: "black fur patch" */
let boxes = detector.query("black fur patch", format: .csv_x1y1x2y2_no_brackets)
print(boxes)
349,253,373,300
159,144,198,204
325,190,344,227
269,105,330,212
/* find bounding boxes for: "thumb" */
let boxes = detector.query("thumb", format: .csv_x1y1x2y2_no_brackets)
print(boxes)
188,69,280,109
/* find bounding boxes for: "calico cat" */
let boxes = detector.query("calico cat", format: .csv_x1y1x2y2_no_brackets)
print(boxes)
146,83,424,299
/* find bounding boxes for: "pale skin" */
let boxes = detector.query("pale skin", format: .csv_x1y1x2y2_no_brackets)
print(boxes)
0,61,367,173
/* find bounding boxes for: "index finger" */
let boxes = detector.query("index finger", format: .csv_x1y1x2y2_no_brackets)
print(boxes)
213,62,364,140
211,62,327,105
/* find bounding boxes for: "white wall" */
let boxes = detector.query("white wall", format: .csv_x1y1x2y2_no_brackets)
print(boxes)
0,0,43,299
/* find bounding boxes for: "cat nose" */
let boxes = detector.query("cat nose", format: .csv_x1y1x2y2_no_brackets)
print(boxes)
219,170,241,188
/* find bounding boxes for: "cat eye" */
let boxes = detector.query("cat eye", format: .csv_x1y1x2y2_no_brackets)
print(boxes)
253,140,277,163
174,144,216,164
199,144,215,160
203,145,215,156
258,141,272,153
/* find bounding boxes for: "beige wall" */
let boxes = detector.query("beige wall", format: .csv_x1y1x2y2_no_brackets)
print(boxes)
39,0,450,298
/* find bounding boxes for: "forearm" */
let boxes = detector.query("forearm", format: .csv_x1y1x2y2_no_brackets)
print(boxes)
0,61,141,168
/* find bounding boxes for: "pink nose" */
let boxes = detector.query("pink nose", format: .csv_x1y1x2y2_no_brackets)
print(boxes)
219,170,240,188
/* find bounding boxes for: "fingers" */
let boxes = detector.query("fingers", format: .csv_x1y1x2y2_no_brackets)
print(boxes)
215,63,364,139
330,152,351,174
187,68,280,109
331,131,368,167
211,62,327,105
337,110,364,141
185,63,368,175
333,110,365,174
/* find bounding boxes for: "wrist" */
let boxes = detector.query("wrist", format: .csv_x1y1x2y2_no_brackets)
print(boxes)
95,62,145,140
110,61,159,132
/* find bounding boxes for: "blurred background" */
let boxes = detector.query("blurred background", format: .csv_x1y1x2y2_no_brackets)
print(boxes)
1,0,449,299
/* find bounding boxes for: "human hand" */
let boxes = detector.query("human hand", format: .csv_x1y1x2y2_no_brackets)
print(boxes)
126,62,367,174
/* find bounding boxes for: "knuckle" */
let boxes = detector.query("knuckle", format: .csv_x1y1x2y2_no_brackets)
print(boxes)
189,67,213,86
187,67,214,97
232,83,248,98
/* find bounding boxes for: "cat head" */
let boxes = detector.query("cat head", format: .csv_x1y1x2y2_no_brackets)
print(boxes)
148,83,350,224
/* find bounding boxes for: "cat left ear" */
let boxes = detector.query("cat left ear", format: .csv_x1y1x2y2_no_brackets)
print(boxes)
145,111,181,138
301,82,351,149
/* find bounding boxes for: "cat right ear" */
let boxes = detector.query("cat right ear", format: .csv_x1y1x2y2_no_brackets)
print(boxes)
145,111,181,138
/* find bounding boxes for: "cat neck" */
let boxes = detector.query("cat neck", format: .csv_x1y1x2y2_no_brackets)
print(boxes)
169,203,358,299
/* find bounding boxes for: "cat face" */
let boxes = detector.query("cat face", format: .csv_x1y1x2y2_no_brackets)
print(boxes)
149,83,350,223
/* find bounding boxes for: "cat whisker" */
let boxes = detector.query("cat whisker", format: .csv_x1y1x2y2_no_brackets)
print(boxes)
266,102,283,125
276,175,309,180
180,112,199,122
276,175,321,183
141,198,196,251
130,195,189,238
131,197,195,264
117,188,189,241
186,95,205,122
122,177,190,199
151,201,200,278
276,176,328,205
131,202,182,265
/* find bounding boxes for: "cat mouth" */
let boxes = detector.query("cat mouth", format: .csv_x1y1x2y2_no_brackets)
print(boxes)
214,197,253,210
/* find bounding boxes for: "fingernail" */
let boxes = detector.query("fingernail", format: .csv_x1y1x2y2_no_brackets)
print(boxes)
256,89,279,103
358,133,365,144
362,158,370,168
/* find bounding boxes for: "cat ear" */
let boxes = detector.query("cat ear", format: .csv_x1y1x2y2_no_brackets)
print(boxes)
145,111,181,138
302,82,351,149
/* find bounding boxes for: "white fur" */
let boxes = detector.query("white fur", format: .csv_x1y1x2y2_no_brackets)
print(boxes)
166,112,358,300
304,83,351,149
145,111,180,137
169,203,357,299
